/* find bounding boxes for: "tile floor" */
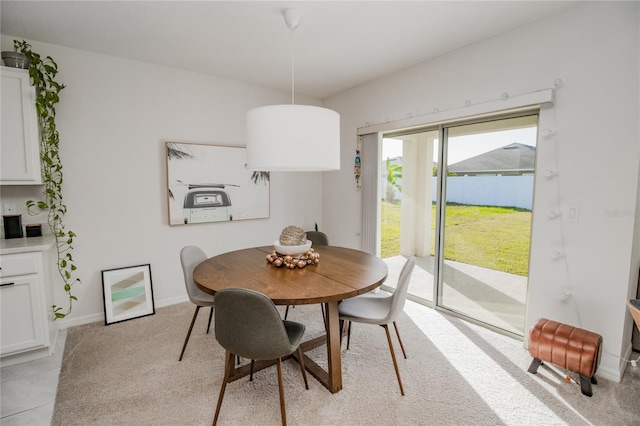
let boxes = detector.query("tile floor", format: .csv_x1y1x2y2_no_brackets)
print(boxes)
1,329,67,426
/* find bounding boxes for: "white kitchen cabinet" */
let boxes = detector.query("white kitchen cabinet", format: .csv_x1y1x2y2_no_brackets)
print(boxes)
0,66,42,185
0,236,57,365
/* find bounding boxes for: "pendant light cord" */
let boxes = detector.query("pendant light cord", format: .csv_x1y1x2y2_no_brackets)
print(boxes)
283,8,300,106
291,27,295,106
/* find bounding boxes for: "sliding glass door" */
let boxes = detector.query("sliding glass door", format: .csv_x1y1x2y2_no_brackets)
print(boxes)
437,115,537,336
379,113,538,336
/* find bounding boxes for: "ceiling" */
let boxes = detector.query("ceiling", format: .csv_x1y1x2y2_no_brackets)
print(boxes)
0,1,580,99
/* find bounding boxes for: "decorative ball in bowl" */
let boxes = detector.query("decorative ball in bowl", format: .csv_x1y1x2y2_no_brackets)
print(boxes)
273,240,312,256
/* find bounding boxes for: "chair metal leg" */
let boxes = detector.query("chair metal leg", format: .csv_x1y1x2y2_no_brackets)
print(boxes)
276,358,287,426
382,324,405,395
179,305,201,361
392,321,407,359
213,350,235,425
296,346,309,390
249,359,255,381
347,321,352,350
206,306,214,334
284,305,290,320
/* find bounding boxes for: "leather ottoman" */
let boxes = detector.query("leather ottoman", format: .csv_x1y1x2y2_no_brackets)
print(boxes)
527,318,602,397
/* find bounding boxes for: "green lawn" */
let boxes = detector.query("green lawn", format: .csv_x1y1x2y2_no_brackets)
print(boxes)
381,201,531,276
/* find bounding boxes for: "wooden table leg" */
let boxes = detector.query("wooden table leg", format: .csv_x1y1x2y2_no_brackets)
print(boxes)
324,301,342,392
295,302,343,393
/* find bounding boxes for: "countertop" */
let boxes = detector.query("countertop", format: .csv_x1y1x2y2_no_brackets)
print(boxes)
1,234,55,255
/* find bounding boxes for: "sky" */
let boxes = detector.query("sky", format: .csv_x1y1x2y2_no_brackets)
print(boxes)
382,126,538,165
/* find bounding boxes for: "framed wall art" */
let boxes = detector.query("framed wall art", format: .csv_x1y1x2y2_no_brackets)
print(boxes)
166,142,270,225
101,264,155,325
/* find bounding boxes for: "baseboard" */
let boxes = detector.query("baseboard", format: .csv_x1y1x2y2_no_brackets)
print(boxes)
0,346,52,367
56,295,190,330
156,295,189,308
597,342,634,383
57,312,103,329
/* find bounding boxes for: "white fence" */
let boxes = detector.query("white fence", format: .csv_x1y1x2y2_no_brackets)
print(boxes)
439,175,534,210
383,175,534,210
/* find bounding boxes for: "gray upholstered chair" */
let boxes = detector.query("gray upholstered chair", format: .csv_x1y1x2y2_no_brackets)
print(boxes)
339,256,415,395
212,288,308,426
306,230,329,246
178,246,216,361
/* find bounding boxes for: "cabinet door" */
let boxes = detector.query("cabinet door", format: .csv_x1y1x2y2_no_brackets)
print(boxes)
0,67,42,184
0,275,47,355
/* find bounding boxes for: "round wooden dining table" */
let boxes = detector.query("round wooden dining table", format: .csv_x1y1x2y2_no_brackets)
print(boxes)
193,245,388,393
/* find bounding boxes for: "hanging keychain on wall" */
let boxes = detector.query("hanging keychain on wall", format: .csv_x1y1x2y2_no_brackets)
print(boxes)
354,149,361,189
354,136,362,188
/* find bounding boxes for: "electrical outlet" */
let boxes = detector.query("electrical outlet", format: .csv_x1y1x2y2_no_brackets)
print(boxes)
3,203,16,215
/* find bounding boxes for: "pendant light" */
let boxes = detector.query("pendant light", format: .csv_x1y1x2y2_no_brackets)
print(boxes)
245,8,340,171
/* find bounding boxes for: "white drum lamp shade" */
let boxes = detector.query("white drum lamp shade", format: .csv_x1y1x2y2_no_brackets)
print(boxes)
246,104,340,171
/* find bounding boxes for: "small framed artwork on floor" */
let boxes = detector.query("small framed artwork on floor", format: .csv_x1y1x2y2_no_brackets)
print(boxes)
101,264,155,325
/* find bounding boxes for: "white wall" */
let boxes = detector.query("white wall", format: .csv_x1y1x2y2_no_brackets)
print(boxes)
0,37,324,327
323,2,639,381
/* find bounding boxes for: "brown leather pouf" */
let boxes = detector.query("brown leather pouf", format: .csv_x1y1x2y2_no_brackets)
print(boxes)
527,318,602,397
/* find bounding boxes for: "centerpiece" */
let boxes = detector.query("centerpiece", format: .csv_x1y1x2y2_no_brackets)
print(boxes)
267,225,320,268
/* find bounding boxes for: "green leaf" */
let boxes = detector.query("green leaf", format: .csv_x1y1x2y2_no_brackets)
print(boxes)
19,40,78,320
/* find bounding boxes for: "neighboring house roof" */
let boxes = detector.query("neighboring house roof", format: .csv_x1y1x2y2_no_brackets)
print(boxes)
448,143,535,175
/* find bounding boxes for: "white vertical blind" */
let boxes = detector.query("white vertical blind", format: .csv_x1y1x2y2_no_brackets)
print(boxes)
361,133,380,255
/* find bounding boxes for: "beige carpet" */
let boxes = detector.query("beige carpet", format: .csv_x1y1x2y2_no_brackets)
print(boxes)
52,300,640,425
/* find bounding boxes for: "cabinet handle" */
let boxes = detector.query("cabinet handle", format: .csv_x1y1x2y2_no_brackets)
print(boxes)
0,282,15,287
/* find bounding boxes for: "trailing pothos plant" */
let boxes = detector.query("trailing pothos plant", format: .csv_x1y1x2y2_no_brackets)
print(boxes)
14,40,80,319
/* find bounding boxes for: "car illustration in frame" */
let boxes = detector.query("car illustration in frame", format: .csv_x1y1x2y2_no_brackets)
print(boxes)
182,184,233,224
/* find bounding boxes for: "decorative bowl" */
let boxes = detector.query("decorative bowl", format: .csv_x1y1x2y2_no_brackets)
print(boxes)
273,239,312,256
